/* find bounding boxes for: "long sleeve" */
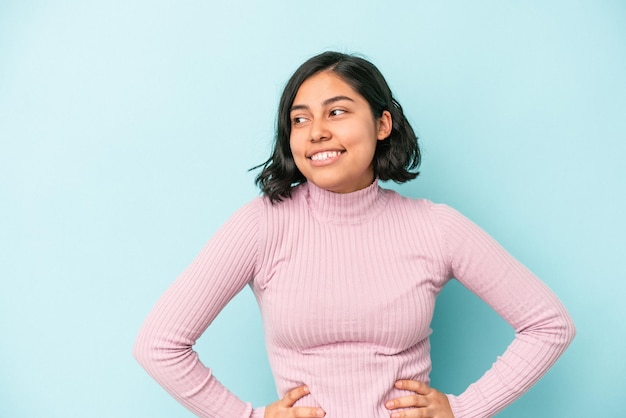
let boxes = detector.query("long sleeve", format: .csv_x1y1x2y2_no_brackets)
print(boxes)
133,180,575,417
432,204,575,417
133,199,266,418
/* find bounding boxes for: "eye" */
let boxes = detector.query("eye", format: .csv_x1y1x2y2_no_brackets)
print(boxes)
292,116,308,125
330,108,346,117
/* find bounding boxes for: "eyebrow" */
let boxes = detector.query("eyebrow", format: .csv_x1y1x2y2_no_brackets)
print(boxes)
290,95,355,112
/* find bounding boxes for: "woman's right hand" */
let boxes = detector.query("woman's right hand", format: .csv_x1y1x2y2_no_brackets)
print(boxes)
264,385,326,417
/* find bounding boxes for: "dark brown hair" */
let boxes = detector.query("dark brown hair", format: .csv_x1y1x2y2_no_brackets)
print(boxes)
254,51,420,203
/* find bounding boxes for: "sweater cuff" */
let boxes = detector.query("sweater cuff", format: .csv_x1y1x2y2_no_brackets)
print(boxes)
446,394,459,418
251,406,266,418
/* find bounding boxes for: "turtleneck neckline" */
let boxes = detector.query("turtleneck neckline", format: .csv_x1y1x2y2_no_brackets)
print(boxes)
301,179,390,224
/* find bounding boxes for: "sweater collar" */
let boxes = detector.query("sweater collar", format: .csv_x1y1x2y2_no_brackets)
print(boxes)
302,179,389,224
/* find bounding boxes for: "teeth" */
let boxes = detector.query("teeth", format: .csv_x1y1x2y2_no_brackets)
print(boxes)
310,151,341,161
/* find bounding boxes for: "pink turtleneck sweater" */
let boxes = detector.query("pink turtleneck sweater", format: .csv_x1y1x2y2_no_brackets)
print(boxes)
133,180,575,418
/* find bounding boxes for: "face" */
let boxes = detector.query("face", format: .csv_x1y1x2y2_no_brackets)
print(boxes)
289,71,392,194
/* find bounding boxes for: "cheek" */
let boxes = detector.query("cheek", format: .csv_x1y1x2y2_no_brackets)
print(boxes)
338,118,377,143
288,138,297,157
289,132,306,156
288,138,306,172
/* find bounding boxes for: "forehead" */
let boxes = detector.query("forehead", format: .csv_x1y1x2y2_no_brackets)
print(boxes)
293,71,361,104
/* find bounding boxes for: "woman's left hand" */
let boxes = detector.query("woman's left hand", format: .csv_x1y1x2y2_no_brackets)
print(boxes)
385,380,454,418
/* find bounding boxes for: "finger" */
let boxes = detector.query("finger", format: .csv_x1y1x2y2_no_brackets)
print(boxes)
395,380,431,395
385,394,428,410
281,385,310,407
292,406,326,417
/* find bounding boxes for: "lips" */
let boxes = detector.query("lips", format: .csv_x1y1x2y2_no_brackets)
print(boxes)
308,150,344,161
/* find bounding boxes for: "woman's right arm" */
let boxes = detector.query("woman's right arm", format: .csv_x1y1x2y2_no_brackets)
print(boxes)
133,199,327,418
133,199,267,418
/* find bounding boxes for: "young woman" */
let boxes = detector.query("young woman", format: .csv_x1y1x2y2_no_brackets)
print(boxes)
134,51,575,418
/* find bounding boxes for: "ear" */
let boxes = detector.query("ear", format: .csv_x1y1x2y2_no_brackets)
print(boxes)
376,110,393,140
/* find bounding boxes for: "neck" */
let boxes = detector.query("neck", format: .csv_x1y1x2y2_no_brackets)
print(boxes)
302,179,389,224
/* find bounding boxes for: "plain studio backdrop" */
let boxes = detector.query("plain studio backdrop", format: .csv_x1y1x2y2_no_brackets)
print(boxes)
1,1,624,417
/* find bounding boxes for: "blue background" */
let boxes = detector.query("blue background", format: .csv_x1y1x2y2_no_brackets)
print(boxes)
1,1,624,416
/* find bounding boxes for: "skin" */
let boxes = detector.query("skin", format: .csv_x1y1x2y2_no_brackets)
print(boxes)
288,70,392,194
264,381,453,418
385,380,454,418
265,71,455,417
264,386,325,418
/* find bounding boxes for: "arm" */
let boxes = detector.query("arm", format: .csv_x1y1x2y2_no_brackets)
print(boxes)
133,199,266,418
433,204,575,418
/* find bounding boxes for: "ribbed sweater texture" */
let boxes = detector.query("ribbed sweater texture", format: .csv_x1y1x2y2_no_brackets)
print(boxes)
134,180,575,418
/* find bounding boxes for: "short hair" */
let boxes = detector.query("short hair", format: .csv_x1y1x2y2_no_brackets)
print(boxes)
254,51,420,203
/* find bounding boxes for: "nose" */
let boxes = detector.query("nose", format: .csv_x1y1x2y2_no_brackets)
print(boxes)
310,118,330,142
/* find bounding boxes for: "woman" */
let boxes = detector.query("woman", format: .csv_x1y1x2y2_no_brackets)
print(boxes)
134,51,575,418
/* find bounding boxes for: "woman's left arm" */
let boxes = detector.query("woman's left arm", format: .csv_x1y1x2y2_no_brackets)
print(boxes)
387,203,576,417
423,203,576,418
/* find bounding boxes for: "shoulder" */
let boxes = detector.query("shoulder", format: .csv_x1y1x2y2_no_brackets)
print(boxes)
232,188,308,229
207,197,266,242
257,183,309,214
228,195,266,221
381,190,479,243
381,187,456,219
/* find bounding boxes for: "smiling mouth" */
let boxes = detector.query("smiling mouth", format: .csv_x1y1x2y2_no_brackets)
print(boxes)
309,150,344,161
